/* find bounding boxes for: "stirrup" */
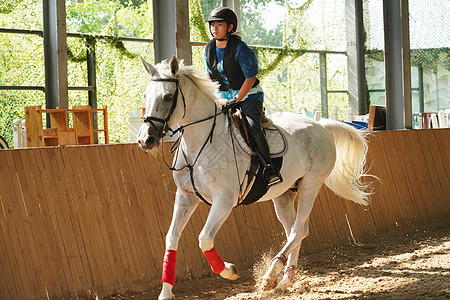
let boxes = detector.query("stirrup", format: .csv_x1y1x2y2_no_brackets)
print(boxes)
267,175,283,187
264,165,283,187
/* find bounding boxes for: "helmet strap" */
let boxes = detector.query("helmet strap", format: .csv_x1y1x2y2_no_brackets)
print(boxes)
215,34,229,41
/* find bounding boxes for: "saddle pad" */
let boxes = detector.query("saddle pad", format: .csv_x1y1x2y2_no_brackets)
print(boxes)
231,124,288,159
239,156,283,206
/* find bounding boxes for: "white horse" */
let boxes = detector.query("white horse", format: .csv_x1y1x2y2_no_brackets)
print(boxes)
137,56,373,300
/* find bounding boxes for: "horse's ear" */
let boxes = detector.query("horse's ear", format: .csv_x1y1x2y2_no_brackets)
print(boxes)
170,56,179,76
140,56,156,77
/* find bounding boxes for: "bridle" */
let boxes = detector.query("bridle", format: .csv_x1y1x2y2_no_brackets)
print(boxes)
143,76,224,142
142,76,223,206
142,77,186,141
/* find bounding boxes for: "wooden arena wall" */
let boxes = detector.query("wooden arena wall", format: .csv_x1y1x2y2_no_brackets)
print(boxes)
0,129,449,299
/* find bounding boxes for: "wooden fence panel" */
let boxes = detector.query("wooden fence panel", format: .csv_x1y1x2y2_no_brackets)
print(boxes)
0,129,449,299
0,150,31,299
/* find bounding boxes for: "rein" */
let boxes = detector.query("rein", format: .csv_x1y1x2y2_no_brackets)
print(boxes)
144,77,222,140
144,76,223,206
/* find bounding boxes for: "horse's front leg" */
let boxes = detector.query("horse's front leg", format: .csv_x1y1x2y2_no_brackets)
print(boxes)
159,190,199,300
199,196,239,280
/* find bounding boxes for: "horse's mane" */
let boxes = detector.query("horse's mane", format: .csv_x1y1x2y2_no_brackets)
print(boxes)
155,60,222,105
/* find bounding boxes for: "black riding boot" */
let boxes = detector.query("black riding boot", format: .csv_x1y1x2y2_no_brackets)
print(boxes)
252,130,283,187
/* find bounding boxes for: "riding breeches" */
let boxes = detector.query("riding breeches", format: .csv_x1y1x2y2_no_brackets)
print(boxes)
238,98,272,166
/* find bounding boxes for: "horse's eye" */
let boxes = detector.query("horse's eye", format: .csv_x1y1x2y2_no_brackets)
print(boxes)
163,94,173,102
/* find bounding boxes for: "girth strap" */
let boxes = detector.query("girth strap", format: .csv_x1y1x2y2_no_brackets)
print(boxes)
189,166,211,206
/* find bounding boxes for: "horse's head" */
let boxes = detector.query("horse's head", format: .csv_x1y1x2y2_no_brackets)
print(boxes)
137,56,184,150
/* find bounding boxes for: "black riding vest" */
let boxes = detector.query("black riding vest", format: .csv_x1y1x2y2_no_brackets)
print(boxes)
205,35,259,91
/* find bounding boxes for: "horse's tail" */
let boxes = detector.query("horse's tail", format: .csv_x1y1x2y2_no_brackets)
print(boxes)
319,119,374,206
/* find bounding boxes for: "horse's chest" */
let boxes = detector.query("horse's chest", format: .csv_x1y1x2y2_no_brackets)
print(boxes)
173,163,234,187
172,152,246,197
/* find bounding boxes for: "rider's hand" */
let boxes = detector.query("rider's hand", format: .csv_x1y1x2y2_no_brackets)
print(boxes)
221,97,240,112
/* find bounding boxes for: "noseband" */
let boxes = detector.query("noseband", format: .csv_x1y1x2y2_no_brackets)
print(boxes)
143,77,186,140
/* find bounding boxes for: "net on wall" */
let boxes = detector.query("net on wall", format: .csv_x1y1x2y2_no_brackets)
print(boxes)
363,0,450,112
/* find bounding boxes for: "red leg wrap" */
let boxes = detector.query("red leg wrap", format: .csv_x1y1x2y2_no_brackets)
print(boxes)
203,247,225,274
161,250,177,286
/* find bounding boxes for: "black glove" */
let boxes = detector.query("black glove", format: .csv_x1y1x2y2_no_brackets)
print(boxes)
221,98,240,112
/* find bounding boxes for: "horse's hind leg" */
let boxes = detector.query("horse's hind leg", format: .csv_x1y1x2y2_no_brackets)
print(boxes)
261,175,324,291
260,189,301,290
267,189,303,289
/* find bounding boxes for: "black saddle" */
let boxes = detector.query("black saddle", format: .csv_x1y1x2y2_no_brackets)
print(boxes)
229,107,284,206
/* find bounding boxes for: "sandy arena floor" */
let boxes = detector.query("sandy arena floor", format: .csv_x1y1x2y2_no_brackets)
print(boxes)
105,224,450,300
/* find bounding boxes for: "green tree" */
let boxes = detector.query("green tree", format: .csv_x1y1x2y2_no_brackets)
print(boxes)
65,0,153,143
0,0,359,146
0,0,24,14
0,0,45,146
199,0,284,46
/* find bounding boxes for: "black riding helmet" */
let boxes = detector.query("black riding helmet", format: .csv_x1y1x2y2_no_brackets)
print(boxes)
207,7,237,40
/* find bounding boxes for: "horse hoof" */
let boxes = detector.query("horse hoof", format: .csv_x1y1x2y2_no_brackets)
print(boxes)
278,266,297,289
261,276,278,291
158,294,174,300
221,262,239,280
277,275,295,290
227,263,239,280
